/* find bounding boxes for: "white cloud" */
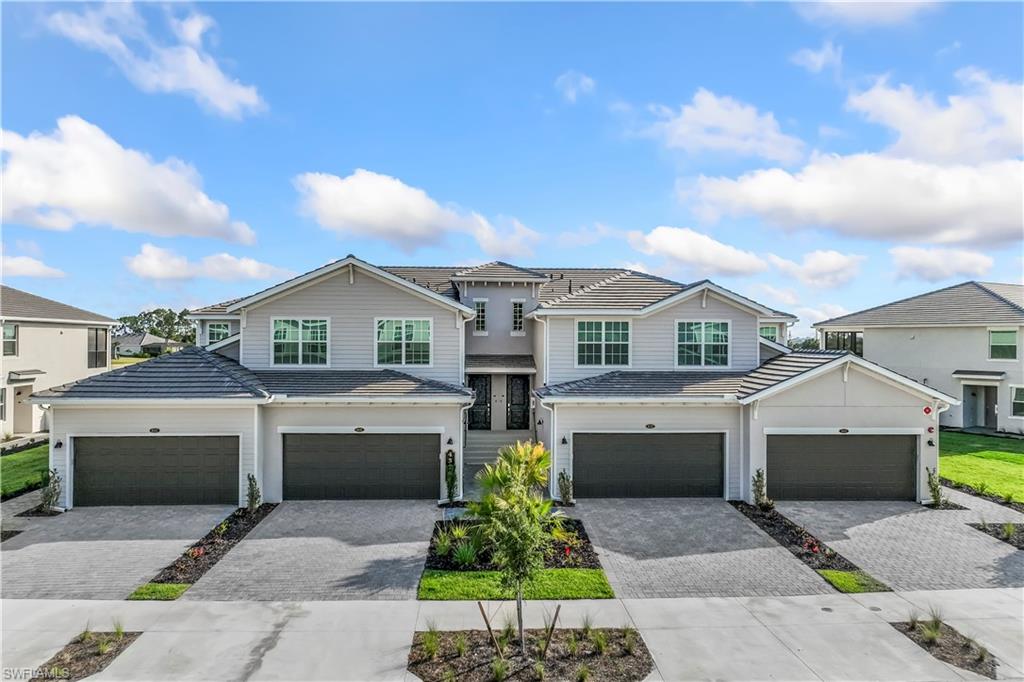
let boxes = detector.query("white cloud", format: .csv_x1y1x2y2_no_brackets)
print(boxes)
14,240,42,257
556,223,620,248
2,116,255,243
818,124,845,138
1,248,65,278
791,40,843,74
889,246,993,282
756,283,801,307
46,4,264,119
554,70,596,103
125,244,291,281
623,261,651,274
693,153,1022,245
847,68,1023,163
294,168,542,258
647,88,804,163
795,2,937,27
627,226,768,277
793,303,851,336
767,250,865,288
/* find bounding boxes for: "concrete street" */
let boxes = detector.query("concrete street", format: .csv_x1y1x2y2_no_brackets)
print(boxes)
3,588,1022,681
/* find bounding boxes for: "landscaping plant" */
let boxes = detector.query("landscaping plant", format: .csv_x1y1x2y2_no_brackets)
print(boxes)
752,468,774,511
468,440,562,655
446,460,458,503
246,474,261,514
40,467,62,511
926,467,943,507
558,471,574,505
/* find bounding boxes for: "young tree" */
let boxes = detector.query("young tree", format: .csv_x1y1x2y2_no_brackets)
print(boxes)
469,441,562,655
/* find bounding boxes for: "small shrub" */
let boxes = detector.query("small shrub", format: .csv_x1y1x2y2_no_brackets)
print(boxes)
442,667,456,682
78,624,93,644
979,517,989,531
491,658,509,682
925,467,943,507
40,468,62,510
558,471,574,504
113,619,125,640
566,631,578,656
454,632,468,657
450,523,470,541
213,520,229,536
623,628,637,655
500,615,516,644
422,630,440,660
575,664,591,682
581,613,593,636
918,620,942,645
533,660,545,680
975,481,990,495
1003,492,1015,504
752,468,774,511
434,531,453,557
246,474,261,514
976,645,989,662
589,629,607,655
907,611,920,628
927,606,943,631
1002,522,1016,540
446,460,458,503
452,541,479,568
96,638,111,655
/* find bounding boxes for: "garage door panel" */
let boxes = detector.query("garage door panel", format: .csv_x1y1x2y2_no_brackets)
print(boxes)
573,433,724,498
767,434,916,501
283,433,440,500
74,436,238,506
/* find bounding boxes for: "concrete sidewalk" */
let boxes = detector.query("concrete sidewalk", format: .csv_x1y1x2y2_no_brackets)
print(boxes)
2,588,1021,681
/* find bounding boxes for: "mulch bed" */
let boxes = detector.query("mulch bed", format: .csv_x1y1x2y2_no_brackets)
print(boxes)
1,530,23,542
892,621,997,679
730,501,857,571
425,518,601,571
29,631,140,682
940,478,1024,514
407,628,653,682
16,506,62,517
969,523,1024,550
151,503,277,584
924,499,968,510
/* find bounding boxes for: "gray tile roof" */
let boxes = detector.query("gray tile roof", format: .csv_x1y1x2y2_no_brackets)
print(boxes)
452,262,548,281
33,346,267,400
1,285,116,324
380,266,461,298
736,351,847,400
533,268,629,303
539,271,691,309
252,369,473,399
815,281,1024,328
189,297,245,315
951,369,1007,378
465,354,536,371
114,332,182,347
535,370,748,399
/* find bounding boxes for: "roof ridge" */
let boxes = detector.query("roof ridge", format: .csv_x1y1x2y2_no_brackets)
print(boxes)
201,348,268,396
814,280,980,327
542,270,631,306
973,281,1024,315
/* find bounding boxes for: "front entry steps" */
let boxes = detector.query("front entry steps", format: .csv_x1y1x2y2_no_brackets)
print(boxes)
463,430,534,500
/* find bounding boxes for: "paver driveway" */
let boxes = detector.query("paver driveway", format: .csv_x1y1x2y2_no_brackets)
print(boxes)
0,505,233,599
185,500,439,601
572,499,830,598
777,488,1024,592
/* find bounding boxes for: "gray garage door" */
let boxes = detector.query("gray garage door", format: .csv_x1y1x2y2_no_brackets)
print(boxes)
283,433,440,499
767,434,917,500
74,436,239,506
573,432,724,497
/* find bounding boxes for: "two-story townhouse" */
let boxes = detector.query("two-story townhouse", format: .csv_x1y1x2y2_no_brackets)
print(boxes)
814,281,1024,435
32,256,958,510
1,285,115,436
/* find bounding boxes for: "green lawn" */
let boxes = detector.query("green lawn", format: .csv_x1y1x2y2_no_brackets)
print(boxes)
817,569,889,594
112,356,149,367
128,583,191,600
0,445,49,498
418,569,614,600
940,431,1024,500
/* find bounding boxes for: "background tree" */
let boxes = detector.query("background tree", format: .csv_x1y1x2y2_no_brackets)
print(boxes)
115,308,195,344
788,336,820,350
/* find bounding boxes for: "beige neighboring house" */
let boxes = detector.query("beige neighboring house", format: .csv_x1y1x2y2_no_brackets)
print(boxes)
1,285,116,436
31,256,958,509
815,281,1024,435
113,332,187,357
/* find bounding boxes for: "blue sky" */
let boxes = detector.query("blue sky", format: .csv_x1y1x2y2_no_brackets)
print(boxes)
2,1,1021,335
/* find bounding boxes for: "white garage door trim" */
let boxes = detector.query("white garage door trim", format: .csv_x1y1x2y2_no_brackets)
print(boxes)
568,429,729,499
63,432,245,509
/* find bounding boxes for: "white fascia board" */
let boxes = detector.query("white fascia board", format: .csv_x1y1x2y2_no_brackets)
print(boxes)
451,276,548,284
226,256,474,316
28,398,266,406
186,313,241,321
759,337,792,354
527,308,641,319
268,395,473,405
535,396,737,405
206,334,240,351
0,317,116,326
467,367,537,375
813,322,1022,329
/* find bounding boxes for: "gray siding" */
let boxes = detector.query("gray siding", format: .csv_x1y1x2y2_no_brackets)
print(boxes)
462,283,538,355
214,340,240,361
240,269,464,384
543,293,761,385
201,319,240,346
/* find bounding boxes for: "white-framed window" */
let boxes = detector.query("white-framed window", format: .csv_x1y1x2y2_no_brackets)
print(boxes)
989,329,1017,360
677,320,730,367
759,325,777,342
208,322,230,343
2,324,17,357
474,300,487,334
1011,386,1024,419
0,387,5,422
576,320,630,366
512,300,525,334
272,318,328,365
376,318,432,366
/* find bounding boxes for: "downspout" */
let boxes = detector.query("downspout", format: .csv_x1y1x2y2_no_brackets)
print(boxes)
459,401,473,500
537,397,558,499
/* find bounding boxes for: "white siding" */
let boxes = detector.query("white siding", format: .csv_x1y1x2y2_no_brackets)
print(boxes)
48,406,256,508
240,269,464,383
544,293,761,385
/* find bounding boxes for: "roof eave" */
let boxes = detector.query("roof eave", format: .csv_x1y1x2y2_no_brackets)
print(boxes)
268,394,473,404
30,397,266,406
535,395,738,405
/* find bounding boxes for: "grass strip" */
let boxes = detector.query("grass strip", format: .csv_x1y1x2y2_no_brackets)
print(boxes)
0,445,49,499
128,582,191,601
418,568,614,600
817,569,889,593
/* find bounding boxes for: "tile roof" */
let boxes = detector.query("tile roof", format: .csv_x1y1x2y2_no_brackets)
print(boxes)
465,354,536,371
380,266,461,298
189,297,245,315
538,271,691,309
1,285,116,324
452,262,548,281
736,351,847,400
815,281,1024,327
33,346,267,400
253,369,473,399
114,332,182,346
951,369,1007,378
532,268,628,303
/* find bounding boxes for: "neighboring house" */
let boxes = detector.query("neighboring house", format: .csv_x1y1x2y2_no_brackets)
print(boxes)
31,256,957,509
1,285,115,436
113,332,187,357
815,281,1024,435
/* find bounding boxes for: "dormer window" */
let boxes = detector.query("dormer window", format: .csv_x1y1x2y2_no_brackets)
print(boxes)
677,321,730,367
208,322,230,343
759,326,778,342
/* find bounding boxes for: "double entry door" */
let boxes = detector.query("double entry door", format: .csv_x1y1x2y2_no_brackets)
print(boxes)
467,374,531,430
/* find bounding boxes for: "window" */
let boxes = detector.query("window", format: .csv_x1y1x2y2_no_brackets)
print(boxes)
576,321,629,366
2,324,17,356
273,319,328,365
87,327,108,368
989,330,1017,360
759,326,778,342
512,301,524,333
376,319,431,365
1012,386,1024,418
824,331,863,356
208,322,230,343
474,301,487,333
677,321,730,367
0,388,5,422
